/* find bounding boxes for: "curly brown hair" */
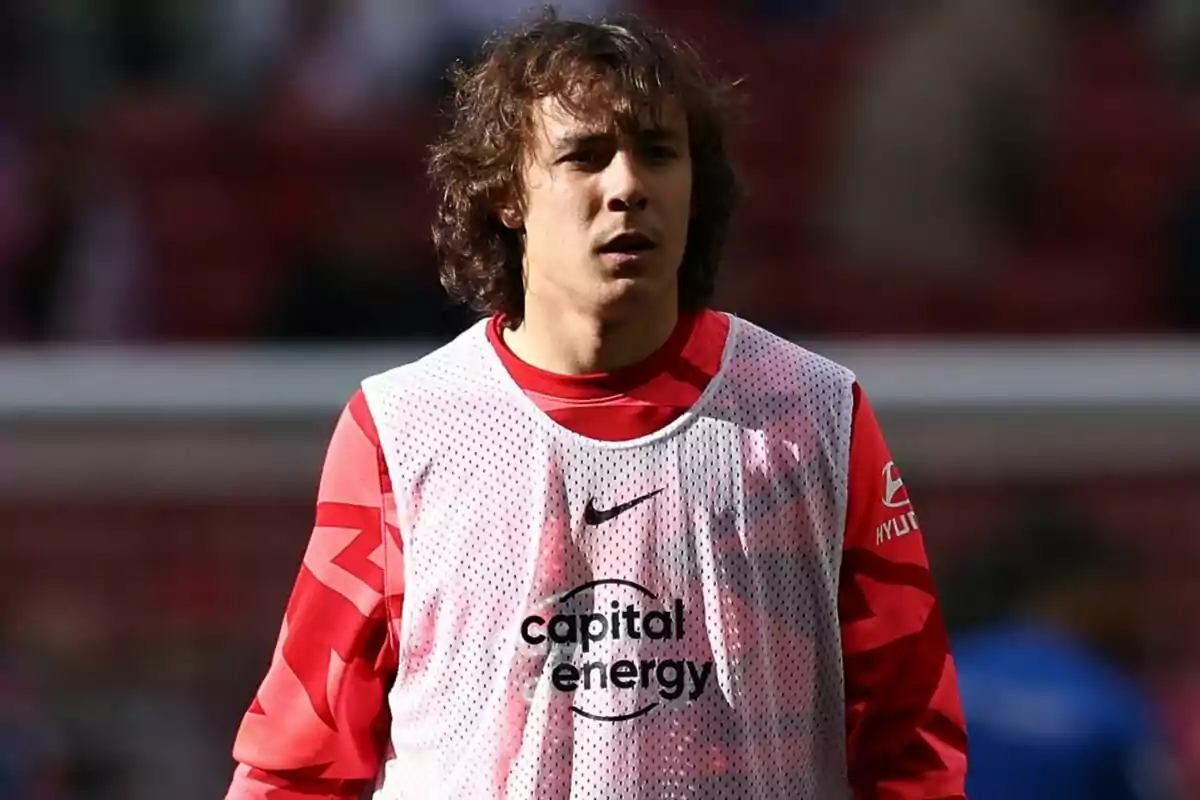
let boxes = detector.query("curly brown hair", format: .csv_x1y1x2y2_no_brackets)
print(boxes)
427,10,741,324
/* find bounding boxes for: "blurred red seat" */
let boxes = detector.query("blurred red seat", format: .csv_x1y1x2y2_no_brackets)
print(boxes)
1041,24,1191,251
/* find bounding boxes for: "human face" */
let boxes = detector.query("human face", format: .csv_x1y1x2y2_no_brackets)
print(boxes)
510,96,693,322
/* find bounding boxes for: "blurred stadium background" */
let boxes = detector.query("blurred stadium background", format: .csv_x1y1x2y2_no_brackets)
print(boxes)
1,0,1199,797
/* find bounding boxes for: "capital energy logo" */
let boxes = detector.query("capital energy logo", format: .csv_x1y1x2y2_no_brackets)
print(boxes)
520,579,713,722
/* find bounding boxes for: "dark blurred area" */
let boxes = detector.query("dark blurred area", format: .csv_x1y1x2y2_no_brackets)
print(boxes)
0,0,1197,343
2,0,1200,797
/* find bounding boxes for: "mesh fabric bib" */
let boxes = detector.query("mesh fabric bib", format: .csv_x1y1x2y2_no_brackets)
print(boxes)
362,315,857,800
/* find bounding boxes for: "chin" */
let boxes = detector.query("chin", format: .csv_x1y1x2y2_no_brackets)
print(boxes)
594,275,675,319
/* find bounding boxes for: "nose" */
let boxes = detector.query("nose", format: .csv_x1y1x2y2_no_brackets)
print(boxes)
603,150,648,212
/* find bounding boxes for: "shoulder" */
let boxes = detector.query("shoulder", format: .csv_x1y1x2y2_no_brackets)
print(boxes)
361,318,495,401
954,624,1160,739
723,314,858,400
356,318,519,453
954,625,1143,703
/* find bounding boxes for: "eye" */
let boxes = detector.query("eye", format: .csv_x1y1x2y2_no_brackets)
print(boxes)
643,144,679,164
558,149,603,168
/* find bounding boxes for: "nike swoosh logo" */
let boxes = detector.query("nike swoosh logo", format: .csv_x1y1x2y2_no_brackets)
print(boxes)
584,489,664,526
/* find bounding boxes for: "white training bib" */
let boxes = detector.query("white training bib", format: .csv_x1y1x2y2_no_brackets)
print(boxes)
363,315,856,800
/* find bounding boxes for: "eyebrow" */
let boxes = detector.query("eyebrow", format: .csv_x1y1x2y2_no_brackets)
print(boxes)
552,126,684,152
638,127,683,143
553,132,610,152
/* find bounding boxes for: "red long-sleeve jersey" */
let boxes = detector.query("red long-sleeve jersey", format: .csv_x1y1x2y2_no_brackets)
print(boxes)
225,310,967,798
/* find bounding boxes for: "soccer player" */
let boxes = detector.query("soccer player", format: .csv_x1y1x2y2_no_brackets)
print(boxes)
225,12,968,799
950,514,1177,800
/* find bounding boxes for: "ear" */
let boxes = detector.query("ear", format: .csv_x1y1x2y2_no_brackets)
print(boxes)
498,207,523,230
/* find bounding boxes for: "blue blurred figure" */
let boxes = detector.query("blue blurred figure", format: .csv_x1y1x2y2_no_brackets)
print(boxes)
948,497,1179,800
956,625,1173,799
0,660,67,800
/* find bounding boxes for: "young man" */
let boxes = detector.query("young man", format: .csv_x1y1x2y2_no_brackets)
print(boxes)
225,13,968,800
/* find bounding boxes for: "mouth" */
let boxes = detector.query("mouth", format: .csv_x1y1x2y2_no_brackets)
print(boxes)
597,231,657,256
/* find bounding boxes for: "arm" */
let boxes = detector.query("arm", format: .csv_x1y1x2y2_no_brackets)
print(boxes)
225,390,404,800
839,384,968,799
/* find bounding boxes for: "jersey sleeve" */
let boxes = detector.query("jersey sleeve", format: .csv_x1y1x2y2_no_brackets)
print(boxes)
839,384,968,799
225,389,403,800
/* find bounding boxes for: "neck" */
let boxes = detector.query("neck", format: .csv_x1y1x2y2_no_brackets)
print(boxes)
503,294,680,375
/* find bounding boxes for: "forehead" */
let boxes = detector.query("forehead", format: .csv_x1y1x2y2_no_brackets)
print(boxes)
528,94,688,150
